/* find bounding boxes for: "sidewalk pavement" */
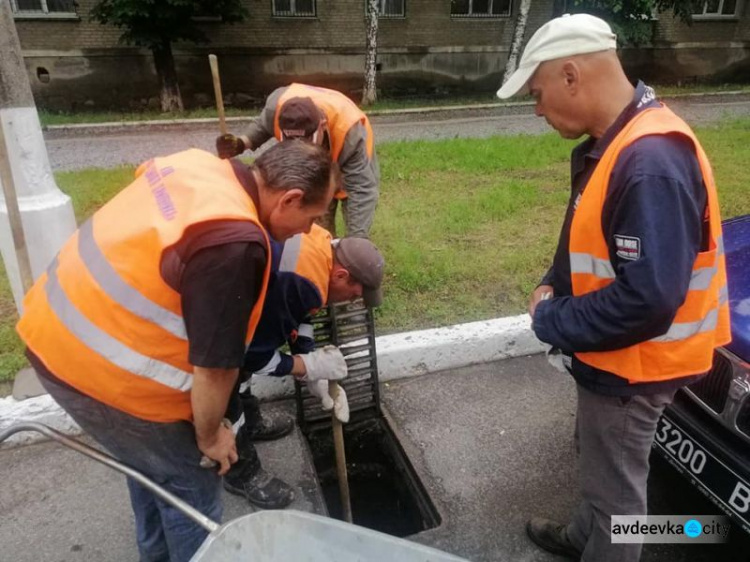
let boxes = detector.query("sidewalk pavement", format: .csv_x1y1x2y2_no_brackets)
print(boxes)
1,356,748,561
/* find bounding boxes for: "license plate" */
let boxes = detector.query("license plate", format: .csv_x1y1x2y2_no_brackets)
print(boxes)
653,415,750,533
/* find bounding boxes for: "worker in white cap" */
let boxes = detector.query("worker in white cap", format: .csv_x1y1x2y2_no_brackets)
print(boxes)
499,13,730,562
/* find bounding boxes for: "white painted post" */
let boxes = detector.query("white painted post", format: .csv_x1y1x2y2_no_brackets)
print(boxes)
0,1,77,313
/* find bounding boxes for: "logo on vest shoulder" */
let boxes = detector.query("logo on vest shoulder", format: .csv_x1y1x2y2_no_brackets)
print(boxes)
615,235,641,261
637,86,656,109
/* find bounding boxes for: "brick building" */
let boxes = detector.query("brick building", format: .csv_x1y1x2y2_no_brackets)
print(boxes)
10,0,750,111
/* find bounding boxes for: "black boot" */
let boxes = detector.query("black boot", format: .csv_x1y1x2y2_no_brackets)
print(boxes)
223,426,295,509
526,518,582,559
240,389,294,442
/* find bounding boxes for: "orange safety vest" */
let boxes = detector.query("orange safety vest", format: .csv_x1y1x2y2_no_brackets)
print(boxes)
277,224,332,308
17,149,271,422
274,83,375,200
570,106,731,383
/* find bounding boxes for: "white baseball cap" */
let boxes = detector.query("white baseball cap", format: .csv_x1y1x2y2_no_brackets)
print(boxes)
497,13,617,99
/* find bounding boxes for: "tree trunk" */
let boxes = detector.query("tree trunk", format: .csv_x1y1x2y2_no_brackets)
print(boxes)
362,0,380,106
502,0,533,87
152,41,184,113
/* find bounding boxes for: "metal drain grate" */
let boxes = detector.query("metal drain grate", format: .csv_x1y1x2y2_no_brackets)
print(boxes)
295,299,381,432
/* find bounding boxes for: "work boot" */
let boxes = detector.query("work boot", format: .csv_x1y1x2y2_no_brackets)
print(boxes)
526,518,582,559
223,427,295,509
224,467,295,510
240,390,295,442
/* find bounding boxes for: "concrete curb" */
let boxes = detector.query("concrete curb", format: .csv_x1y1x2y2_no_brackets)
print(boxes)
41,89,750,138
0,313,545,448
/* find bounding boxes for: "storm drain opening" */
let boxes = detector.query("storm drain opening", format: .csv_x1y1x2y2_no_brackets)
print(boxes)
295,300,441,536
306,417,440,536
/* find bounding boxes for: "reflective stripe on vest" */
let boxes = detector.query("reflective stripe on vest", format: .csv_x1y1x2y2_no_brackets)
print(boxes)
17,149,271,422
719,284,729,305
79,220,188,341
570,253,616,279
277,224,332,305
568,106,731,383
45,257,193,391
572,250,723,293
650,308,719,343
279,233,303,272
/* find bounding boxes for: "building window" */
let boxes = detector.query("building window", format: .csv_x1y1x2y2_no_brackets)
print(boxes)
369,0,406,18
693,0,740,18
11,0,78,17
273,0,316,17
451,0,511,18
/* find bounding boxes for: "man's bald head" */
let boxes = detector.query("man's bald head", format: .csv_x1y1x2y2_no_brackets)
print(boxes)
528,48,634,139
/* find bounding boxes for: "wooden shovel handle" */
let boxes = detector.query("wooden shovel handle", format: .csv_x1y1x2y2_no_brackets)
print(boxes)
208,54,227,135
329,381,353,523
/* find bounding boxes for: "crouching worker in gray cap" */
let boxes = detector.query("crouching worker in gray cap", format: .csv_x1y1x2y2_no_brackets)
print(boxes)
222,224,385,509
499,12,730,562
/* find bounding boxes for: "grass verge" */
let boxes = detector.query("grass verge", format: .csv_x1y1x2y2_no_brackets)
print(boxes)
2,118,749,381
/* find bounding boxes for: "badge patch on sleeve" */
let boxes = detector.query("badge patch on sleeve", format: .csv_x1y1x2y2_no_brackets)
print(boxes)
615,235,641,261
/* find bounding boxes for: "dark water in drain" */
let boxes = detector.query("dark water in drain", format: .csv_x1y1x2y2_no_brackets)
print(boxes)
307,418,433,537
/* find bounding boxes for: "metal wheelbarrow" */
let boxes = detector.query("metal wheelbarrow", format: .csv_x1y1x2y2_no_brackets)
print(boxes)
0,422,468,562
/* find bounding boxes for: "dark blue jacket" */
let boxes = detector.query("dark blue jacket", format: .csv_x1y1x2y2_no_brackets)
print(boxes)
533,82,709,396
242,237,323,377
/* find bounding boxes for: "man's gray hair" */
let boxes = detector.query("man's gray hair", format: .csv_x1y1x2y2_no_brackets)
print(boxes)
254,140,339,205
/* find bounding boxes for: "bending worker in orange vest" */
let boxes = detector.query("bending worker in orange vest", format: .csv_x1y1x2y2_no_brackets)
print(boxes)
498,14,730,562
16,142,345,562
224,225,385,508
216,83,379,239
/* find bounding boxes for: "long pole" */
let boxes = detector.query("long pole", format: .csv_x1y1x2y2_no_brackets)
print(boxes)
0,124,32,293
329,381,353,523
208,54,227,135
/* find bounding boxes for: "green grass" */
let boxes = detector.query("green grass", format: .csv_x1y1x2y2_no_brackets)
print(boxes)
2,118,749,382
38,83,750,126
655,83,750,96
0,262,26,385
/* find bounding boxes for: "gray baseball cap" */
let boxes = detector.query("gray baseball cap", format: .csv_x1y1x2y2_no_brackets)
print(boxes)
334,238,385,308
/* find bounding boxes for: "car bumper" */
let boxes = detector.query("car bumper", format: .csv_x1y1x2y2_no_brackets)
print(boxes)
655,391,750,534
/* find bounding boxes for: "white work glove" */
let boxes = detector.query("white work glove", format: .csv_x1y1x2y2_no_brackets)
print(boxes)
299,345,348,382
308,380,350,423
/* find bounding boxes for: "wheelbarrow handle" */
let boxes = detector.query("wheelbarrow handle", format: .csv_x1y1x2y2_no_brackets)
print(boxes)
0,422,220,533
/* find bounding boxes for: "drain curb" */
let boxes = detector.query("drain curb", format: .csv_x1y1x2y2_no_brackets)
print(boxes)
1,314,544,448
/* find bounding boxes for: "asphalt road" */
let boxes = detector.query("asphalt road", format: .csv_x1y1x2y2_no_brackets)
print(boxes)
2,357,748,561
44,97,750,172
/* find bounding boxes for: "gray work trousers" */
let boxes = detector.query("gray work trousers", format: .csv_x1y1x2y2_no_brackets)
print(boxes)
567,384,677,562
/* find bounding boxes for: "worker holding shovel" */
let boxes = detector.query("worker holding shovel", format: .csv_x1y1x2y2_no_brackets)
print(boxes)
216,83,380,239
223,224,385,509
16,141,344,562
